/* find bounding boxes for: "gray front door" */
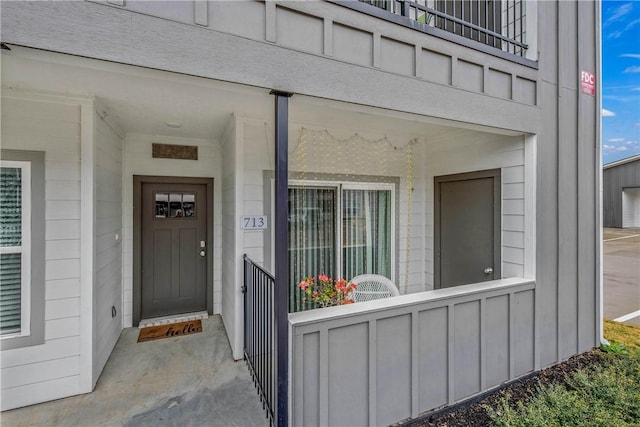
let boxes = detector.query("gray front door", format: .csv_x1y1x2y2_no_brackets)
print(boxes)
434,169,501,288
141,182,208,319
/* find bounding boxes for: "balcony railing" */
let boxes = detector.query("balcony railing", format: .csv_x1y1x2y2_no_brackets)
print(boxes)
359,0,528,57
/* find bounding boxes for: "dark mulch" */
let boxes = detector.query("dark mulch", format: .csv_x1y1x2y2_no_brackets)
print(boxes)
401,350,605,427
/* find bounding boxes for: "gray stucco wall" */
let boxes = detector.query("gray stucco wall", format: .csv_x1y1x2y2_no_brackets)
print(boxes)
603,158,640,228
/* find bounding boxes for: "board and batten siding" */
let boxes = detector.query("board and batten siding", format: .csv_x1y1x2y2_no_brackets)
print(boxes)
74,0,539,108
122,133,223,328
0,0,541,135
534,0,599,366
92,106,123,383
291,279,535,426
0,93,87,410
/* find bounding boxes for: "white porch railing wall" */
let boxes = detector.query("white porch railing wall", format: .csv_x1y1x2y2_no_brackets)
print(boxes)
289,278,535,426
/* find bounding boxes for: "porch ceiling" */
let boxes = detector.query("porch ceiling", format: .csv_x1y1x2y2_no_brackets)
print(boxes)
2,46,523,143
1,46,273,140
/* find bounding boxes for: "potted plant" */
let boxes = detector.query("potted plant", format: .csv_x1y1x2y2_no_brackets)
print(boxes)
297,274,357,308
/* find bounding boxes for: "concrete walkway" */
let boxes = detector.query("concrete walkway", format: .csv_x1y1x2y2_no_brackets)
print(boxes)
1,316,269,427
603,228,640,327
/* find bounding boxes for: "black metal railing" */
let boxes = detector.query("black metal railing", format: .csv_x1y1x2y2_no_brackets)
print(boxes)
359,0,528,57
243,255,275,425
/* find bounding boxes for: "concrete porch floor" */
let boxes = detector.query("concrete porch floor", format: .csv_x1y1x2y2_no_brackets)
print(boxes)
1,316,269,427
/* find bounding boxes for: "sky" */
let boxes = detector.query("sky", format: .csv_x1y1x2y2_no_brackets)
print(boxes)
601,0,640,164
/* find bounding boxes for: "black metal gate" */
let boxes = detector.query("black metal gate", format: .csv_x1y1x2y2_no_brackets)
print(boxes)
243,255,275,424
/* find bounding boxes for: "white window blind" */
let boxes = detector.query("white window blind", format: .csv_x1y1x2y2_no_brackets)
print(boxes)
1,161,31,337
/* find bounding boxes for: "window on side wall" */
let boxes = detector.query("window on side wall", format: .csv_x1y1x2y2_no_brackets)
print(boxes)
288,181,395,312
0,151,45,350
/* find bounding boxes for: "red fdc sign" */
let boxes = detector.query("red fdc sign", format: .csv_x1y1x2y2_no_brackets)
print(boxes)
581,70,595,96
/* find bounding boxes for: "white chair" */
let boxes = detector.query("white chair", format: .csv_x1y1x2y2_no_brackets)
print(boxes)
349,274,400,303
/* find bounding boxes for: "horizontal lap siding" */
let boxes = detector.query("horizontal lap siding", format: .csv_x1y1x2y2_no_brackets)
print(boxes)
0,95,83,410
242,122,266,266
292,281,536,426
93,110,123,384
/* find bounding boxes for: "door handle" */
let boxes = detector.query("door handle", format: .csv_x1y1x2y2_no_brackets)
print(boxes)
200,250,206,257
484,267,493,275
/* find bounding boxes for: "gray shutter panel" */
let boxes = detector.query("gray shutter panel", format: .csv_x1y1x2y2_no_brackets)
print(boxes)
0,254,22,334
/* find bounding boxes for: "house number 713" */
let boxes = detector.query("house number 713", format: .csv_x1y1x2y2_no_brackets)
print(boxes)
240,215,268,230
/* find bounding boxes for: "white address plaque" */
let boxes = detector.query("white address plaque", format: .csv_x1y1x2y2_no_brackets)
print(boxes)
240,215,268,230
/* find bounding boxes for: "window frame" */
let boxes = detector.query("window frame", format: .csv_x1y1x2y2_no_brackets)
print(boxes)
0,150,45,350
288,179,396,283
0,160,32,338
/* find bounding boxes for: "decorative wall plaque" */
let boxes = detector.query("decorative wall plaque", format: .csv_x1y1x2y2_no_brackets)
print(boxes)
152,143,198,160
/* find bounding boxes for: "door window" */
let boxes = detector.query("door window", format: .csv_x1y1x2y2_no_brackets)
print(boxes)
155,193,196,218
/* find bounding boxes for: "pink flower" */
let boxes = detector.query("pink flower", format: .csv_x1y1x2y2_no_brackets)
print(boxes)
299,275,358,308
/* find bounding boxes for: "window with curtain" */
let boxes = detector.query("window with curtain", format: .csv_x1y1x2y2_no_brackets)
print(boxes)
0,161,31,337
288,182,393,312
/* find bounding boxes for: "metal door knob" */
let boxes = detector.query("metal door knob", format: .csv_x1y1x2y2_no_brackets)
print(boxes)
484,267,493,275
200,250,206,257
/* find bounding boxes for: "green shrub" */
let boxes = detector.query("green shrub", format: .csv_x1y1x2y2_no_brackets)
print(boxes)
487,352,640,426
599,341,629,355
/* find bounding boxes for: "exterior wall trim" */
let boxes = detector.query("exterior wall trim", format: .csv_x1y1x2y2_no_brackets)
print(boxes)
80,98,95,391
603,154,640,170
289,277,533,327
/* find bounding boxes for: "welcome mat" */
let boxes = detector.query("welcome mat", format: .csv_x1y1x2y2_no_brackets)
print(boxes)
137,319,203,343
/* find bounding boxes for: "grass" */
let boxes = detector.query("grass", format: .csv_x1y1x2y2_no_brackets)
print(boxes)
603,319,640,351
487,321,640,427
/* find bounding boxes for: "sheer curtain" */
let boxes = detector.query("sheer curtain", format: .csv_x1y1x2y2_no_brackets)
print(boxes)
288,185,392,312
342,189,391,280
288,187,336,312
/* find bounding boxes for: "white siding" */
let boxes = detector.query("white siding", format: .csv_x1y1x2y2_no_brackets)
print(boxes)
220,119,242,359
121,133,222,328
0,94,84,410
92,108,123,383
